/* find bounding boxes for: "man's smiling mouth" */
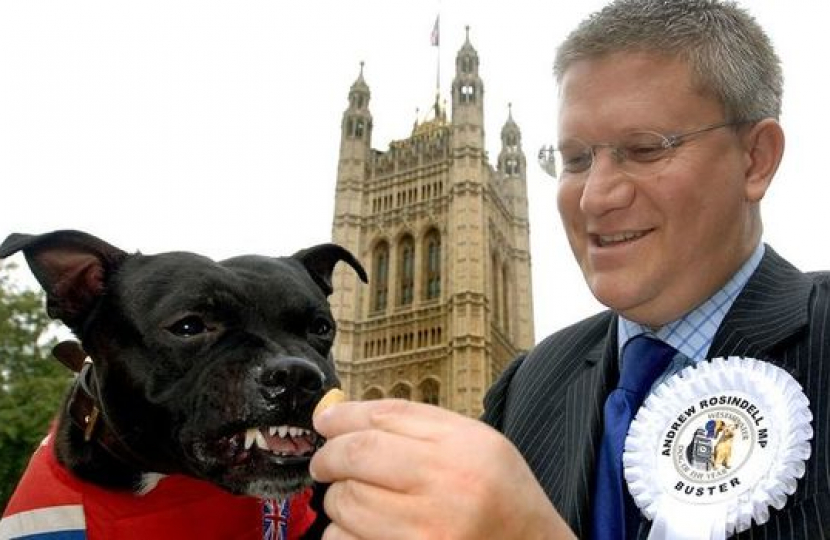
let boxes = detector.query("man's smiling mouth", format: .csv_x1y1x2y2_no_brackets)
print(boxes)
594,230,650,247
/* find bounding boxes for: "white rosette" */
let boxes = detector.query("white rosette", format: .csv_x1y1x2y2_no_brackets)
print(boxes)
623,357,812,539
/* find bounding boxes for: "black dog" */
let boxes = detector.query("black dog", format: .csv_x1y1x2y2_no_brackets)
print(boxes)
0,230,365,537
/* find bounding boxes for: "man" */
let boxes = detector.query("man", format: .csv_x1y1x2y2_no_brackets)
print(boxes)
310,0,830,538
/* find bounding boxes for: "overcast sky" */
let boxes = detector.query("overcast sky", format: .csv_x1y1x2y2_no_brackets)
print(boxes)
1,1,828,340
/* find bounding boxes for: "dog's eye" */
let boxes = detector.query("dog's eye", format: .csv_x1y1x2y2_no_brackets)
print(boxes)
167,315,209,337
309,317,333,337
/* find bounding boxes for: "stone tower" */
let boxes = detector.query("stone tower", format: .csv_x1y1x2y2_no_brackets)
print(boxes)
329,28,534,417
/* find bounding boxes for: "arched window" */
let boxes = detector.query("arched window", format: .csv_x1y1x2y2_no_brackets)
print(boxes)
398,235,415,306
491,252,500,324
423,230,441,300
420,379,440,406
502,263,511,334
460,84,475,103
372,241,389,312
391,383,412,400
363,388,384,400
505,158,519,176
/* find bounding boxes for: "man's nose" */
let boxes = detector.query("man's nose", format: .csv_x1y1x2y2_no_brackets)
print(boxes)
579,147,634,216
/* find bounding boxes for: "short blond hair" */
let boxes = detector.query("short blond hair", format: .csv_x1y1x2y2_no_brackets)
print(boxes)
554,0,782,121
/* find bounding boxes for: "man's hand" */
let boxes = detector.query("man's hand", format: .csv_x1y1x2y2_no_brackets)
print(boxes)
310,399,576,539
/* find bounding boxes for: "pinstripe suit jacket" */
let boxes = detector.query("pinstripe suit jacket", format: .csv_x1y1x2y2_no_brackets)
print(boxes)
482,246,830,538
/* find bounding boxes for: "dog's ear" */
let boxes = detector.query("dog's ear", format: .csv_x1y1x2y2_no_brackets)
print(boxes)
293,243,368,296
0,230,127,328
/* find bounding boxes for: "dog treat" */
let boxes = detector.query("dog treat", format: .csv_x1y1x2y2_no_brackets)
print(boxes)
314,388,346,418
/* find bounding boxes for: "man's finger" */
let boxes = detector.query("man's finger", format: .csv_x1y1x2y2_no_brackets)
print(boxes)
310,427,434,490
323,479,429,540
313,398,477,440
321,522,360,540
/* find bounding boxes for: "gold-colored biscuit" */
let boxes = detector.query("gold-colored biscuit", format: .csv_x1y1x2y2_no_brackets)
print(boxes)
314,388,346,418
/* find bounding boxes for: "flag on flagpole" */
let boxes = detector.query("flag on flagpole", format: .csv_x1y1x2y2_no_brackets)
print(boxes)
430,15,440,46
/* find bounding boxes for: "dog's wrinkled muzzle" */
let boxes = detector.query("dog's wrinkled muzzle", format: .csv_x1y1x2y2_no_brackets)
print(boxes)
184,355,332,497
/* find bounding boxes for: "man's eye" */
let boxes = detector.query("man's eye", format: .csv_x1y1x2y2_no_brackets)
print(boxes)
625,143,667,162
562,150,592,172
167,315,209,337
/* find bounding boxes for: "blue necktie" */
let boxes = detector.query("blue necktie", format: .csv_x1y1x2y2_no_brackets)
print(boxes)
592,335,678,540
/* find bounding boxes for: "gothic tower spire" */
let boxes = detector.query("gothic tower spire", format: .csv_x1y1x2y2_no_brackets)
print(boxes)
340,62,372,156
330,63,373,370
451,26,484,151
497,105,526,184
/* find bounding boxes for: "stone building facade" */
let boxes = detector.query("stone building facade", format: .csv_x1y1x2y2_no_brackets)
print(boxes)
328,28,534,417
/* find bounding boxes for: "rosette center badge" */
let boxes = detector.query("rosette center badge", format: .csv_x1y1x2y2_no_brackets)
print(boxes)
663,392,770,504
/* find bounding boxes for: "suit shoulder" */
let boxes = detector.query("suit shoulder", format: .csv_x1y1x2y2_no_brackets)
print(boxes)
481,310,612,427
515,310,613,378
806,270,830,287
805,272,830,321
532,310,614,357
804,271,830,304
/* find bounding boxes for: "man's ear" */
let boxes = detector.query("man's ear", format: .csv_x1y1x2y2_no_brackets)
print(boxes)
742,118,785,203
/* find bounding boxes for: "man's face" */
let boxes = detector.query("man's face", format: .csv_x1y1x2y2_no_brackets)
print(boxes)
556,52,760,327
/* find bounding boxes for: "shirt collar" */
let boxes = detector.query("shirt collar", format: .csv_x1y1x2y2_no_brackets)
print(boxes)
618,243,765,361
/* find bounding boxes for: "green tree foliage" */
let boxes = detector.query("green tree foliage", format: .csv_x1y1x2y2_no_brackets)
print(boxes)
0,261,71,513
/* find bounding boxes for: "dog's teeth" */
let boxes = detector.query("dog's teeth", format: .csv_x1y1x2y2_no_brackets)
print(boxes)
288,427,299,437
268,426,277,436
244,428,256,450
254,430,269,450
278,425,289,438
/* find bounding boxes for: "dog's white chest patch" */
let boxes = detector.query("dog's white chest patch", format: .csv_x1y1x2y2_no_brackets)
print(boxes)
136,473,167,495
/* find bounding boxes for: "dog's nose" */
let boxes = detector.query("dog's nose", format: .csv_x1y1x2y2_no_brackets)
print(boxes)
259,356,325,407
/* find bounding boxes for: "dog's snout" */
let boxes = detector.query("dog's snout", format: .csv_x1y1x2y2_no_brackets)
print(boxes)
259,356,325,406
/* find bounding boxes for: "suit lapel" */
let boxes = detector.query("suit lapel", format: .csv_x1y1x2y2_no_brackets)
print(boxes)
710,246,812,360
559,318,619,534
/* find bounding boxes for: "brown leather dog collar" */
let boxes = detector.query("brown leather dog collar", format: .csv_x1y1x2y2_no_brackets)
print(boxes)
57,342,162,473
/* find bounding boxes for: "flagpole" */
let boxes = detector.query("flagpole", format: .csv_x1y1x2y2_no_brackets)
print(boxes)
436,38,440,96
431,11,441,119
436,15,440,95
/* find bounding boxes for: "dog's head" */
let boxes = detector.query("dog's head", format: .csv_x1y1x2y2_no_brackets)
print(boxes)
719,423,736,440
0,230,367,498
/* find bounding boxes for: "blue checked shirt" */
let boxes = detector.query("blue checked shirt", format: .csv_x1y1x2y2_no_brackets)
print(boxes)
617,243,765,389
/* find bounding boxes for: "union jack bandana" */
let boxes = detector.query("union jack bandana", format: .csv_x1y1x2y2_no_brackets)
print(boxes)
262,498,291,540
0,431,318,539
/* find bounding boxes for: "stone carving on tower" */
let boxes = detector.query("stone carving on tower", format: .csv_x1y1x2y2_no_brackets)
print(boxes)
329,27,534,417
